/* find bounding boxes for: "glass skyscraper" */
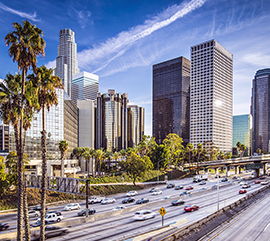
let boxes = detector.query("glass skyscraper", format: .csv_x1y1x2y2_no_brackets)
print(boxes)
190,39,233,152
251,68,270,152
152,56,190,145
233,114,252,156
72,71,99,104
55,29,80,98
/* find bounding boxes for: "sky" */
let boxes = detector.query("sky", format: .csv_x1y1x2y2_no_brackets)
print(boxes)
0,0,270,136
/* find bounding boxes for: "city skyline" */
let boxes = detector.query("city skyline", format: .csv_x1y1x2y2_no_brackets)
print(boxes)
0,0,270,136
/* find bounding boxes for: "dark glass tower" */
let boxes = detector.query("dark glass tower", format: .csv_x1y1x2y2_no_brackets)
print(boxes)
251,68,270,153
152,56,190,145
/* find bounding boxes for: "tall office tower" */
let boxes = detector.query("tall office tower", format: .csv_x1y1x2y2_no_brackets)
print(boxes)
96,90,129,151
0,124,9,153
127,105,145,147
251,68,270,153
190,40,233,152
55,29,80,98
232,114,252,156
72,71,99,104
152,56,190,145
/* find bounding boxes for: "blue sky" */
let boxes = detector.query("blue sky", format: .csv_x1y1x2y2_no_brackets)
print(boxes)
0,0,270,136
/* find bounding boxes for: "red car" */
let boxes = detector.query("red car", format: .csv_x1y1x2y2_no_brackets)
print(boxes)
255,180,261,184
184,204,199,212
185,186,194,190
239,189,247,194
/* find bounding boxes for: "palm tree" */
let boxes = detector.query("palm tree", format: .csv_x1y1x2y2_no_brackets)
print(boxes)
94,149,104,177
4,20,45,240
29,65,63,239
59,140,69,177
112,151,120,171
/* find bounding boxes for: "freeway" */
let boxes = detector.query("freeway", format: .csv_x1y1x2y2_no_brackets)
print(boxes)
199,189,270,241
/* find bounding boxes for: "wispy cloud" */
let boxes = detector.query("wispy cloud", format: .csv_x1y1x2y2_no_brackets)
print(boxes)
74,8,92,29
45,60,56,69
242,52,270,67
0,2,39,21
78,0,207,74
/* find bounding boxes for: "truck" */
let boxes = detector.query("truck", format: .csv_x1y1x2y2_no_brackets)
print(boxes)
38,213,63,223
193,174,208,182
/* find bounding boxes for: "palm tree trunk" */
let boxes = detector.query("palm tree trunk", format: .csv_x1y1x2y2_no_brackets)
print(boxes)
61,154,64,177
92,157,95,179
23,178,30,241
197,154,200,175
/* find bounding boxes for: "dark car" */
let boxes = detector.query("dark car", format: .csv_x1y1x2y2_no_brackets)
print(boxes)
259,176,265,179
221,178,228,182
32,226,69,240
215,175,220,178
122,197,135,204
180,191,190,196
136,198,149,204
46,211,62,216
0,223,9,231
31,220,49,227
175,185,183,190
33,205,48,211
77,208,96,216
171,199,185,206
167,183,175,188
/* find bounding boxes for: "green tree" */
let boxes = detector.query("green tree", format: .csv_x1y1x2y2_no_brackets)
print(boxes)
149,144,169,169
94,149,105,176
4,19,45,240
186,143,193,171
138,135,157,156
119,152,153,185
240,144,246,157
112,151,120,170
59,140,69,177
0,156,8,194
82,147,95,177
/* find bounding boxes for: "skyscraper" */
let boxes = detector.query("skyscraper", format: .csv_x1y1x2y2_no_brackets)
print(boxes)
55,29,80,98
72,71,99,104
251,68,270,153
152,56,190,145
233,114,252,156
190,40,233,152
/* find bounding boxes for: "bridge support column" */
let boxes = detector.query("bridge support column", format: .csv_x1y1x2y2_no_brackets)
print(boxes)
226,165,231,177
214,167,219,175
263,163,267,175
235,166,239,175
254,169,260,178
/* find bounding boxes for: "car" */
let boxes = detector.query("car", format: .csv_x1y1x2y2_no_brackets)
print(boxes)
242,184,251,188
33,205,48,211
175,185,183,190
28,210,40,218
101,198,116,204
184,204,199,212
77,208,96,216
221,178,228,182
239,189,247,194
0,223,9,231
193,178,201,183
152,190,162,195
133,210,156,221
232,176,238,180
64,203,81,211
185,186,194,190
200,188,206,191
88,196,103,204
261,181,269,185
38,213,63,223
112,206,126,211
171,199,185,206
167,183,175,188
211,185,217,189
32,226,69,240
239,181,248,186
215,175,220,178
259,176,265,179
122,197,135,204
136,198,149,204
255,180,261,184
46,211,62,216
238,177,244,181
199,181,206,185
180,191,190,196
149,187,159,192
126,191,138,197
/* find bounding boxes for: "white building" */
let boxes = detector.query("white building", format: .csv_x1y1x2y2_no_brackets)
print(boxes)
190,39,233,152
55,29,80,98
72,71,99,104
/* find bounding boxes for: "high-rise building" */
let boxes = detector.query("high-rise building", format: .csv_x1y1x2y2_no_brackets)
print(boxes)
232,114,252,156
152,56,190,145
96,90,129,151
0,124,9,153
72,71,99,104
55,29,80,98
190,39,233,152
128,105,145,147
251,68,270,152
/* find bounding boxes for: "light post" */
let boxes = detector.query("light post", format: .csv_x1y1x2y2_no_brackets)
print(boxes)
217,177,220,211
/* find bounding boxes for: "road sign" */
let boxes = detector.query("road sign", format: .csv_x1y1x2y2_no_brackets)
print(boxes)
246,163,263,169
159,207,166,217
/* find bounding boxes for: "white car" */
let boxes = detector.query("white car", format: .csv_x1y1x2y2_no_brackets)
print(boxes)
133,210,156,221
239,181,248,186
101,198,116,204
261,181,269,185
28,210,40,218
38,213,63,223
152,190,162,195
126,191,138,197
64,203,81,211
112,206,126,211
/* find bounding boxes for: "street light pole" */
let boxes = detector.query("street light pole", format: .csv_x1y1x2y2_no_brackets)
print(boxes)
217,177,219,211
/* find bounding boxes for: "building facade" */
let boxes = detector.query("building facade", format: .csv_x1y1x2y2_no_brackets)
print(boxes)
190,39,233,152
127,105,145,147
55,29,80,98
96,90,129,151
232,114,252,156
152,56,190,145
251,68,270,153
0,124,9,155
72,71,99,104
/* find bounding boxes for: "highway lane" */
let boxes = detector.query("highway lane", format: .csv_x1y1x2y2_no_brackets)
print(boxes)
200,191,270,241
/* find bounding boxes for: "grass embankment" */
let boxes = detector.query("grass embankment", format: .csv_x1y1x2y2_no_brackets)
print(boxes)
0,170,190,211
